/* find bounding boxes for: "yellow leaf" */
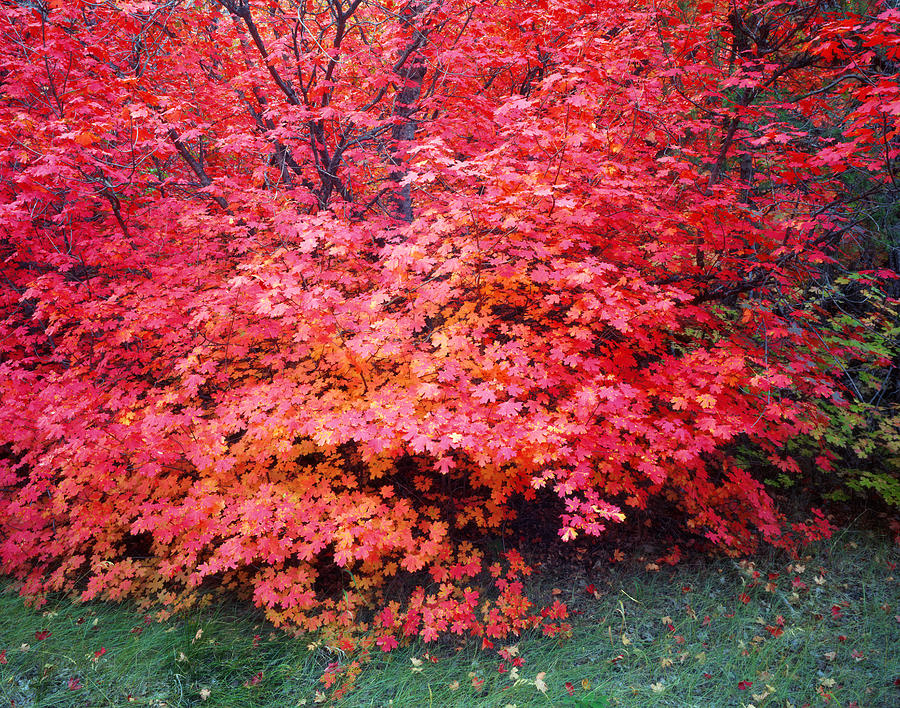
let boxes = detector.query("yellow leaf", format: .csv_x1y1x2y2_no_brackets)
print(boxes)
448,681,460,691
695,393,716,409
651,682,665,693
581,678,591,691
621,633,632,646
535,672,548,693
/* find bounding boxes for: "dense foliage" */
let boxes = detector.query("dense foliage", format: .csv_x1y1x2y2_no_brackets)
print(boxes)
1,0,898,643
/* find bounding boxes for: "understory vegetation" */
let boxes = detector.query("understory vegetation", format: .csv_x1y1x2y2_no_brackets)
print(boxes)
2,527,898,707
2,0,900,698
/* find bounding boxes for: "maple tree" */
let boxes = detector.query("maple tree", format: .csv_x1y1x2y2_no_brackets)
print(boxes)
0,0,898,644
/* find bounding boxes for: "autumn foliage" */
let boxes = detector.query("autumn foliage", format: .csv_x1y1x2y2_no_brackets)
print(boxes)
1,0,898,641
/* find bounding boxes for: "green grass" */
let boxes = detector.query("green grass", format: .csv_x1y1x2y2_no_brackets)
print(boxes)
2,529,898,707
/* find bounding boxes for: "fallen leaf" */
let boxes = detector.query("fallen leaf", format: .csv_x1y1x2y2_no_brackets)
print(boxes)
199,688,211,700
535,672,548,693
651,682,664,693
243,671,263,687
448,680,460,691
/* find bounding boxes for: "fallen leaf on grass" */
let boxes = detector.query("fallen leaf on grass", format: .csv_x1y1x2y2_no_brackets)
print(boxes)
448,680,460,691
243,671,263,687
199,688,211,700
651,682,664,693
535,672,548,693
752,684,776,701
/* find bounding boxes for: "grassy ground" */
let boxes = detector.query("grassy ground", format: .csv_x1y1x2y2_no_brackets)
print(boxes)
1,528,898,707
